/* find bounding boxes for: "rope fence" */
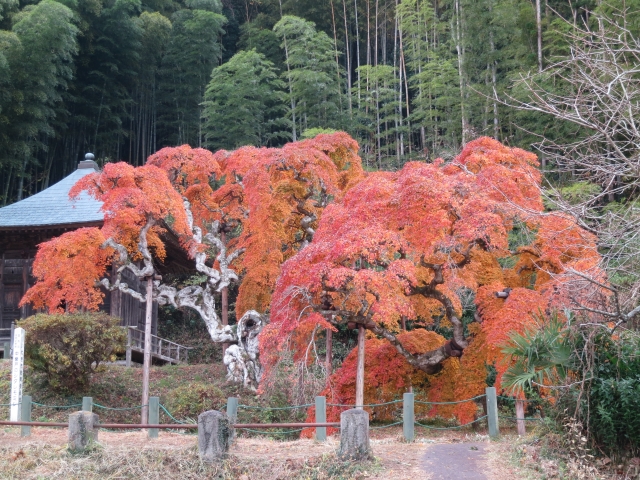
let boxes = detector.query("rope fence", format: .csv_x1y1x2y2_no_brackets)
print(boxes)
2,386,535,441
326,399,403,408
414,394,486,405
370,421,403,429
32,402,82,409
498,416,543,422
415,415,488,430
237,403,313,410
94,403,146,411
238,427,305,434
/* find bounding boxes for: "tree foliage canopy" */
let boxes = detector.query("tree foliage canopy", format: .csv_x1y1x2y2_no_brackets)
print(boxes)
264,137,600,421
20,133,606,420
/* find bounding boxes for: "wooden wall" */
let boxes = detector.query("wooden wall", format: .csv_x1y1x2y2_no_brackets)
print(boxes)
0,251,157,336
109,267,158,335
0,253,34,332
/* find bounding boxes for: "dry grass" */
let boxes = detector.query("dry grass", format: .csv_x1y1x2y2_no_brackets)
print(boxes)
0,441,380,480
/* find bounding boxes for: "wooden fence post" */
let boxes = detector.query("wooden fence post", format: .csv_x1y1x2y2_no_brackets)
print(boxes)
516,399,526,436
226,397,238,443
148,397,159,439
315,396,327,441
20,395,31,437
403,392,415,442
82,397,93,412
486,387,499,438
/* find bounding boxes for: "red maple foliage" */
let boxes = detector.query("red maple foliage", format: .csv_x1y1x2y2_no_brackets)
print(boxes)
265,137,601,423
210,132,365,315
22,162,190,313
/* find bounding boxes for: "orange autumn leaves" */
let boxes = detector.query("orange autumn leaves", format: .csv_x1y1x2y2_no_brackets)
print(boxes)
22,133,364,317
266,137,600,423
22,162,190,313
22,134,601,426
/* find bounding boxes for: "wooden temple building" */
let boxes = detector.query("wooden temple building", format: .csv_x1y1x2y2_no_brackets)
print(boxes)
0,155,188,364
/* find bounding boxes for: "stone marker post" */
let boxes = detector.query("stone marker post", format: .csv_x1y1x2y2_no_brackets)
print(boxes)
198,410,230,463
338,408,371,460
9,327,25,421
68,411,99,452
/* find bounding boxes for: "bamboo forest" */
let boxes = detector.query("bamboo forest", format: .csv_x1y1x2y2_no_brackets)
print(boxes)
0,0,624,203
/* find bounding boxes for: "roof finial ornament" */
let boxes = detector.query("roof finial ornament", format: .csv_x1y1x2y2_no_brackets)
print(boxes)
78,153,99,171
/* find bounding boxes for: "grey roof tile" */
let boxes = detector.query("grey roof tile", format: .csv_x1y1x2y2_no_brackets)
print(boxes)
0,163,104,228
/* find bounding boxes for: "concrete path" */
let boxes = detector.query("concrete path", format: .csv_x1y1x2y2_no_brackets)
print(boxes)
422,441,488,479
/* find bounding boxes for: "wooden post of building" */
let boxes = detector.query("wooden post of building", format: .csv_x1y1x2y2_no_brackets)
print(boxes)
141,276,153,425
516,399,526,436
356,325,365,409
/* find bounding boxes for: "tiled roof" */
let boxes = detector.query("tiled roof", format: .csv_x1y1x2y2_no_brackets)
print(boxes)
0,161,104,228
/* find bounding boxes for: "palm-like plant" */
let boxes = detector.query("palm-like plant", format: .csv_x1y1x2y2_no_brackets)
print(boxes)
502,312,575,395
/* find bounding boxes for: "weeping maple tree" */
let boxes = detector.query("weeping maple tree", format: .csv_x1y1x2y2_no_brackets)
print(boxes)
210,131,365,316
21,133,364,390
265,137,601,423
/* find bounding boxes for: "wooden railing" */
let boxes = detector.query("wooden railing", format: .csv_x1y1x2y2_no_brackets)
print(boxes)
0,327,11,340
125,327,191,365
1,328,10,359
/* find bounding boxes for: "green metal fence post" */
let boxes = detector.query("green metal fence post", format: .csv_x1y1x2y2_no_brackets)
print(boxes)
20,395,31,437
315,396,327,441
148,397,159,439
82,397,93,412
486,387,499,438
403,392,415,442
227,397,238,443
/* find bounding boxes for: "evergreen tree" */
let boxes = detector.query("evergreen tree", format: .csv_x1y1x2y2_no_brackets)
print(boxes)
274,15,345,137
202,49,289,150
158,0,226,147
0,0,78,201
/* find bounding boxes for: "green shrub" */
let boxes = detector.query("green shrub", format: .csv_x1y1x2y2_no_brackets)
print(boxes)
503,315,640,455
164,383,226,419
19,312,126,392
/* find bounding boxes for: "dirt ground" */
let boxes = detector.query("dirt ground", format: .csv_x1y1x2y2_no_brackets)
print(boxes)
0,426,535,479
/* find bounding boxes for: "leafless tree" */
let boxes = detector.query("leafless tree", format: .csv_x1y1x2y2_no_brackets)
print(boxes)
503,6,640,331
